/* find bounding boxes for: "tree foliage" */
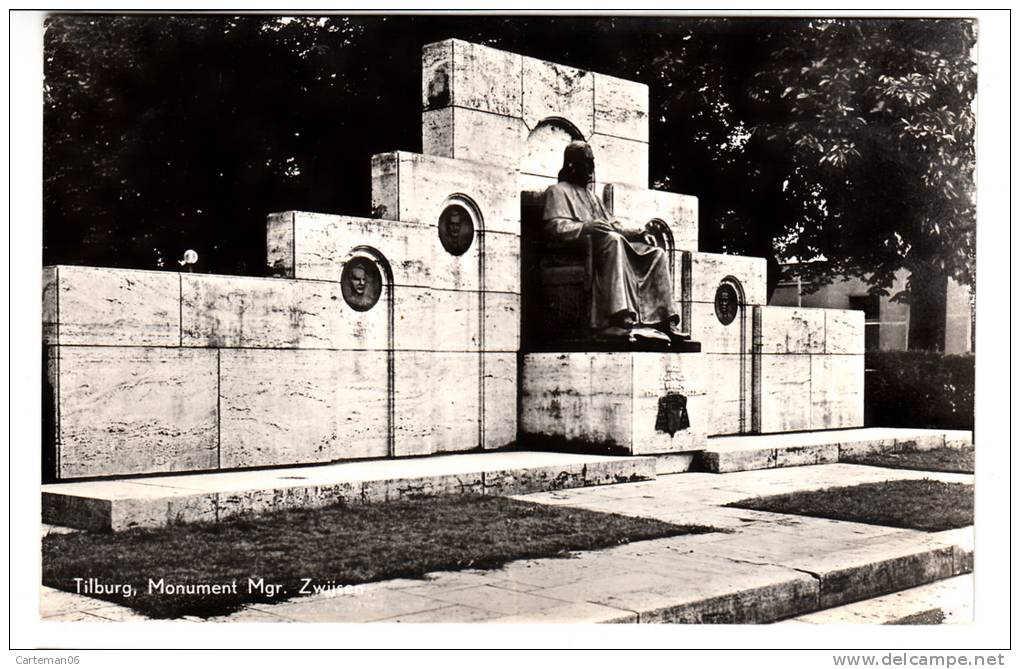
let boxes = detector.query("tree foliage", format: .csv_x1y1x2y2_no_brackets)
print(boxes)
44,14,976,313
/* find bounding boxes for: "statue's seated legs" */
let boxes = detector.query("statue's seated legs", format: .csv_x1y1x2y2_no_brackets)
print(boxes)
590,229,682,346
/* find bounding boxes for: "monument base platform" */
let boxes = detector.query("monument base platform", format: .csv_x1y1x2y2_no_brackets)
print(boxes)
41,451,655,531
698,427,973,474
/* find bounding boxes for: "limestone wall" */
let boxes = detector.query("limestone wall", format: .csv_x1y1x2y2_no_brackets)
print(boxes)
44,204,520,478
755,306,865,433
421,38,649,189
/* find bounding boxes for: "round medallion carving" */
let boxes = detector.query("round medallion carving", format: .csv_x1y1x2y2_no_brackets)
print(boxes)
341,257,382,312
714,283,739,325
438,204,475,256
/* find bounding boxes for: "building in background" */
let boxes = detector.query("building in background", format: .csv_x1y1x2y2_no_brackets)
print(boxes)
771,265,974,354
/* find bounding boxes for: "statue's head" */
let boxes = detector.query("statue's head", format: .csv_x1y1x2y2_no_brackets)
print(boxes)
446,208,463,238
350,266,367,295
558,141,595,186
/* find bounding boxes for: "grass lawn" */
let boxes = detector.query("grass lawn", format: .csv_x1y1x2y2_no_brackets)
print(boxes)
43,493,717,619
727,479,973,532
842,447,974,474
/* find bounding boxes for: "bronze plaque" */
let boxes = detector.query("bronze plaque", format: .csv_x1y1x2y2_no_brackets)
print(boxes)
341,257,382,312
655,392,690,437
438,204,474,256
714,283,739,325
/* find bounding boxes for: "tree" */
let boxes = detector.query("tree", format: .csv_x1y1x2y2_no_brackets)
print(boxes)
43,15,976,350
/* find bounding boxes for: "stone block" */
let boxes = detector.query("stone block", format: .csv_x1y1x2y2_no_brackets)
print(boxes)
824,308,865,354
483,464,586,496
44,346,59,451
518,172,557,194
42,267,58,343
218,349,389,468
482,352,518,449
773,442,839,468
758,354,811,433
836,430,947,459
301,481,364,510
422,39,523,117
759,306,825,354
181,274,388,350
46,266,181,346
216,488,281,520
274,211,433,287
392,287,517,353
42,490,112,531
702,353,751,436
815,546,956,610
583,457,656,486
689,252,768,306
266,212,295,277
521,120,583,181
601,183,697,251
393,287,479,352
690,301,751,355
701,447,777,474
588,133,648,187
631,353,709,454
520,352,708,454
483,290,521,352
363,473,485,503
431,352,481,453
810,354,865,429
655,453,697,474
640,572,820,624
943,430,973,450
523,56,594,137
421,107,454,157
392,351,437,457
164,493,221,528
481,230,521,294
593,72,649,143
371,151,519,236
422,107,526,168
392,350,484,456
521,352,634,450
54,346,218,478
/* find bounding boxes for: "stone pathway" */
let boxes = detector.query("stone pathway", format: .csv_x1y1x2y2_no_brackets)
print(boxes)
40,463,973,623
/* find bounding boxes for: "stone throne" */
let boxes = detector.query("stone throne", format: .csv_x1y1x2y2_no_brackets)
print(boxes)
519,186,699,352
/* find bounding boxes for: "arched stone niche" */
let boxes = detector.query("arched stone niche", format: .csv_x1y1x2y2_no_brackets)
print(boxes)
520,117,584,182
437,195,484,257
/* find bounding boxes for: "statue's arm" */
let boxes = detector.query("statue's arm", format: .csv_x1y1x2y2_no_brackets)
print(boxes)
541,186,585,242
543,217,586,242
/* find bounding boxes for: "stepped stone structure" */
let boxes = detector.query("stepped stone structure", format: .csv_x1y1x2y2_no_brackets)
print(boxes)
41,39,864,481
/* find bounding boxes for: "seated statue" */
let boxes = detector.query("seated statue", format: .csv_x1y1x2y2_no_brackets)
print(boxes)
541,141,685,346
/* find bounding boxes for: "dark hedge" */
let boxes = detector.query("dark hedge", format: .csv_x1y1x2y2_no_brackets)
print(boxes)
864,350,974,430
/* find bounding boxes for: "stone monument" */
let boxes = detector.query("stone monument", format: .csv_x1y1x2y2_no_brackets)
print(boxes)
41,38,864,481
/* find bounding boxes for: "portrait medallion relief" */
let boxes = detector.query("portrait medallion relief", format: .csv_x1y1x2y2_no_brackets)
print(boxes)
438,204,475,256
714,283,739,325
340,257,383,312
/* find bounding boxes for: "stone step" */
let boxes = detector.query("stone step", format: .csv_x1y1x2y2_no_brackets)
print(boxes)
635,527,974,624
203,525,975,623
41,451,656,532
782,574,973,624
698,427,972,474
